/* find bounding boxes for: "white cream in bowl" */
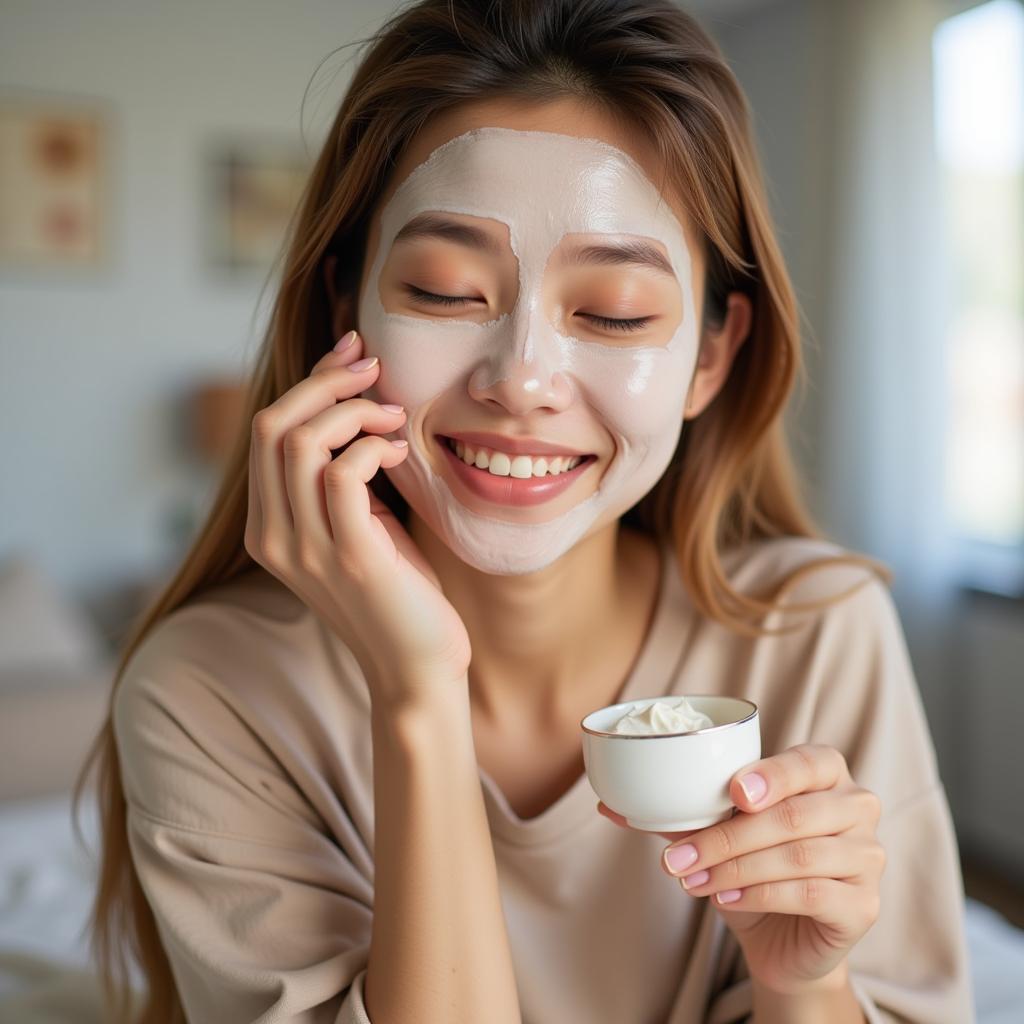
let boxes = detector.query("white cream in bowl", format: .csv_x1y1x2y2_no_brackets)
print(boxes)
609,696,714,735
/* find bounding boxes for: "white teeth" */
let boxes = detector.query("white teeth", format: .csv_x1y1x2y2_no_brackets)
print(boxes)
446,437,585,478
509,455,533,479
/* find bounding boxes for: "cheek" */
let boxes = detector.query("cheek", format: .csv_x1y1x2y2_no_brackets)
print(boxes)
357,318,488,412
575,347,692,452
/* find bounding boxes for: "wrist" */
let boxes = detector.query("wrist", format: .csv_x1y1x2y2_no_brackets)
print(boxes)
751,961,863,1024
368,668,471,720
370,676,473,745
752,959,849,997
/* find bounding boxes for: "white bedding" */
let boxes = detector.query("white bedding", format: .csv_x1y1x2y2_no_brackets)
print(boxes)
1,791,1022,1023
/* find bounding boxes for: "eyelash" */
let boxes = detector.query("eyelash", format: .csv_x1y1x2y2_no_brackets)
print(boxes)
403,284,654,333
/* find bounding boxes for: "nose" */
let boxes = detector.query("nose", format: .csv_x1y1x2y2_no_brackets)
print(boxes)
467,305,573,415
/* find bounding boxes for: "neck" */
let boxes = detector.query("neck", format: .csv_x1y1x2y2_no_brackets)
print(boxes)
408,513,660,725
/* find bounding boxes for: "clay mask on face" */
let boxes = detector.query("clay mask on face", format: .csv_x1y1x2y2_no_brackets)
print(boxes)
358,126,699,575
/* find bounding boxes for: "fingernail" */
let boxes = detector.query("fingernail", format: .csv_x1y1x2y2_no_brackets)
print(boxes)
716,889,742,904
334,330,358,352
349,356,379,372
680,869,709,890
380,403,404,413
739,772,767,804
390,439,408,448
664,844,698,874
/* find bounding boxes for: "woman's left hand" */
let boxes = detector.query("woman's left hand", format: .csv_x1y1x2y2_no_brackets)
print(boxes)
598,743,886,995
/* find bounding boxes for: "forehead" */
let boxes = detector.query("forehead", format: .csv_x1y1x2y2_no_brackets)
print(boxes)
375,126,691,274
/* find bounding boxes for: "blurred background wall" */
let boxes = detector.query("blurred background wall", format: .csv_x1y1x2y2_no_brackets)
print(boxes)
1,0,1022,919
1,0,384,603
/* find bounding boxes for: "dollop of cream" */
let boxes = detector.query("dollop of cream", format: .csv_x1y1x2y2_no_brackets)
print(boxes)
609,696,714,736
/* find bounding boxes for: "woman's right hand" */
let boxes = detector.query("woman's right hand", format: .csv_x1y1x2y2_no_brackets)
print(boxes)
244,329,472,709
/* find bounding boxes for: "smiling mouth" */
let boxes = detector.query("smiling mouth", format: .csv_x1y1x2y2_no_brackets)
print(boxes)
431,433,597,508
435,434,596,478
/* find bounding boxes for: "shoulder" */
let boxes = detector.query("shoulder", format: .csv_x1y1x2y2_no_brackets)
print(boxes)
113,567,374,836
115,567,303,713
721,534,897,627
113,567,368,790
130,565,308,656
668,535,909,706
112,569,365,842
709,541,936,797
708,535,911,694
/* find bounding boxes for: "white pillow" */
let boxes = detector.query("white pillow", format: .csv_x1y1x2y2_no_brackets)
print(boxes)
0,554,107,675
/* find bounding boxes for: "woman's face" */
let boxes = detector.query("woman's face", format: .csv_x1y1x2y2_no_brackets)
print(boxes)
356,100,703,575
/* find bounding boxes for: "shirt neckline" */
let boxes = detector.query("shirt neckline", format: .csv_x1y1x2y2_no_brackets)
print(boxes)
478,538,691,847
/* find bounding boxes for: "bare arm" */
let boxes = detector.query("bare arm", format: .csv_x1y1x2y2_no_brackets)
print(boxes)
364,681,522,1024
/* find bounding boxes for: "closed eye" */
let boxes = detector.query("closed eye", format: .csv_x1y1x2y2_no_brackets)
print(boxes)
405,285,654,333
404,284,478,308
583,313,655,332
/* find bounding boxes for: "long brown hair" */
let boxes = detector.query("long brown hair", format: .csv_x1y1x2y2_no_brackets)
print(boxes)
73,2,891,1020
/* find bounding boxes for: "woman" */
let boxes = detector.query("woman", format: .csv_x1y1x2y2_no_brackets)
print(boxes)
74,1,973,1022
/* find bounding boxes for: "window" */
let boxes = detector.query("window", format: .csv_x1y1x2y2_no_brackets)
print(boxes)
933,0,1024,559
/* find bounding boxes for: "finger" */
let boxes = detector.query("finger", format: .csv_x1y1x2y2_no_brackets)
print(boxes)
254,357,382,534
310,330,363,375
283,399,407,546
674,835,881,897
596,802,701,843
662,788,860,877
323,433,409,570
245,401,264,559
710,877,874,936
728,743,850,814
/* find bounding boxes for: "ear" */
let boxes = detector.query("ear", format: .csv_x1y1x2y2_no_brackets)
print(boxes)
684,291,753,420
323,253,357,344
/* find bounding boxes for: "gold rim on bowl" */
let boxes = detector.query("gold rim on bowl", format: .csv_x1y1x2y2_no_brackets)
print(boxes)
580,694,758,739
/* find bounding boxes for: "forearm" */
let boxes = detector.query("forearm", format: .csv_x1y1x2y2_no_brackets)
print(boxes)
365,682,521,1024
750,962,864,1024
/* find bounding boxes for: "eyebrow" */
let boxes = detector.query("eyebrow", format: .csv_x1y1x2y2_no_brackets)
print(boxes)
392,212,676,278
563,240,676,279
393,213,505,255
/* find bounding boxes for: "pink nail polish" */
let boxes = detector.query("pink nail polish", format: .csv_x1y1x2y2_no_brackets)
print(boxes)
334,330,357,352
680,869,710,890
380,403,404,413
716,889,742,904
739,772,767,804
664,844,698,874
349,356,378,372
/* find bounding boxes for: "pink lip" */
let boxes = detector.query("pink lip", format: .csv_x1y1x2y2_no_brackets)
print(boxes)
437,436,595,507
440,430,591,457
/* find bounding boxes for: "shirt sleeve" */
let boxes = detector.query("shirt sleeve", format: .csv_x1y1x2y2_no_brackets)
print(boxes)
113,622,377,1024
707,568,975,1024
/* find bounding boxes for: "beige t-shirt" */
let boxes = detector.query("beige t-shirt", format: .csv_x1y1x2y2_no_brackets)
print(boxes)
113,535,974,1023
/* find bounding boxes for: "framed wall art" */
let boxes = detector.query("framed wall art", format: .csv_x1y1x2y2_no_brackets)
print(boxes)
0,94,111,270
200,137,310,276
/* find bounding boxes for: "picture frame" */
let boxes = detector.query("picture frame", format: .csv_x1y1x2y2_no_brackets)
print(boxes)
200,136,310,276
0,93,111,271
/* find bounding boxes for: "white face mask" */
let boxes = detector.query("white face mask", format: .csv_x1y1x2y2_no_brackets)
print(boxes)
358,126,699,575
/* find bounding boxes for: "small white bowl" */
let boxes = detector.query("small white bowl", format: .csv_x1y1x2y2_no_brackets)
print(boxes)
581,695,760,832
